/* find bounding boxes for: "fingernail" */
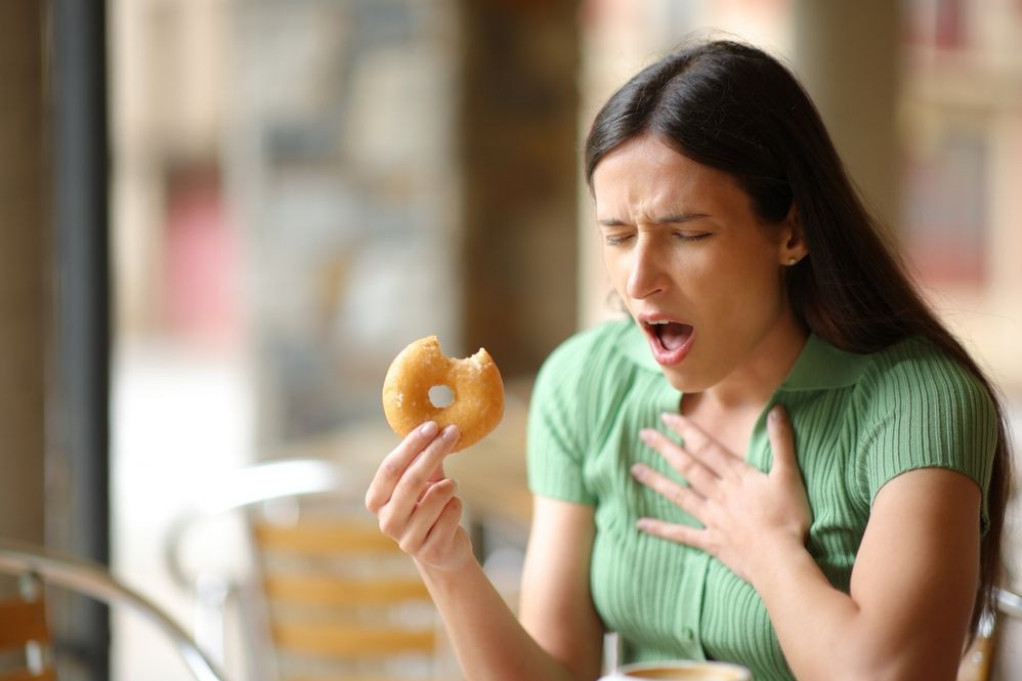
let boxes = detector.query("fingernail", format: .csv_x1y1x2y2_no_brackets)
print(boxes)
442,425,460,440
770,405,785,422
636,518,651,532
631,463,647,479
639,429,655,445
420,421,439,436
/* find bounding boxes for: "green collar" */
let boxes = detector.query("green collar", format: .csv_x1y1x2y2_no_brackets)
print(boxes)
620,318,869,391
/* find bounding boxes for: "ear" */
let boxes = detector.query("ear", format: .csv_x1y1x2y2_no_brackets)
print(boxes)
778,202,808,266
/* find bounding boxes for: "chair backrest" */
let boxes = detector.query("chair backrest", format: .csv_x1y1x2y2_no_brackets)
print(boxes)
959,588,1022,681
0,540,227,681
165,457,453,681
0,574,56,681
249,505,442,681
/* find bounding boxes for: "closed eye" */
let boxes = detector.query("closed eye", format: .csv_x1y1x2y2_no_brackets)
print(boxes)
674,232,711,242
604,233,635,246
599,218,634,246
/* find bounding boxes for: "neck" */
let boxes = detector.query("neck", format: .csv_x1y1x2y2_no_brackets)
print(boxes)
698,316,808,413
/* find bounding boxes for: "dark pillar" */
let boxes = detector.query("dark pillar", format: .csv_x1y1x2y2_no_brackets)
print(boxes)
51,0,112,680
458,0,581,377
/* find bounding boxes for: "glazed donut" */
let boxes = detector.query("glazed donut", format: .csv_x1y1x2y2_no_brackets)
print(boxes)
382,336,504,452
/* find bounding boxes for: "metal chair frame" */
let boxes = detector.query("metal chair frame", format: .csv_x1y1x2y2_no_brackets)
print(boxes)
0,539,227,681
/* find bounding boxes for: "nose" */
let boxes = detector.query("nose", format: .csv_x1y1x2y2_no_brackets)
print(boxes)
625,237,668,300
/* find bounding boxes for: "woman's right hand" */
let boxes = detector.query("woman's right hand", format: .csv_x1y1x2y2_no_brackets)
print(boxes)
364,421,472,572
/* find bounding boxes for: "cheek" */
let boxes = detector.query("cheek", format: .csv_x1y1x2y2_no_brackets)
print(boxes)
696,254,785,318
716,239,785,286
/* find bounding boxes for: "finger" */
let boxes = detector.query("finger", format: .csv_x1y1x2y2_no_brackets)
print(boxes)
640,428,720,491
631,463,707,520
366,421,440,512
420,460,449,502
398,478,459,554
419,496,465,563
636,517,709,552
387,425,460,520
661,413,742,477
403,424,459,484
427,462,447,485
766,405,798,476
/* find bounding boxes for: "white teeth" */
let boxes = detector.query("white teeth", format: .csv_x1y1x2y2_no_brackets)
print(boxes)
648,320,670,325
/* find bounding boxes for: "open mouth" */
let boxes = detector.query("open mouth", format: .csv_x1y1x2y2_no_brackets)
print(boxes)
644,319,695,365
647,320,693,350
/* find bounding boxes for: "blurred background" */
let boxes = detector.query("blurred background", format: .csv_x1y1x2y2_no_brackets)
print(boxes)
1,1,1021,680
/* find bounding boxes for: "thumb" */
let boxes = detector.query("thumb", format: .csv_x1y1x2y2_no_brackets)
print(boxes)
767,405,798,476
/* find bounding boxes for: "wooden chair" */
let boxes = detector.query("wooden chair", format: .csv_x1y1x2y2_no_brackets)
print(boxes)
0,539,226,681
958,587,1022,681
0,573,55,681
249,504,443,681
165,458,455,681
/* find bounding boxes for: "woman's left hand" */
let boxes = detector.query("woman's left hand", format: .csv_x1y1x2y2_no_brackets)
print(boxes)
631,405,812,584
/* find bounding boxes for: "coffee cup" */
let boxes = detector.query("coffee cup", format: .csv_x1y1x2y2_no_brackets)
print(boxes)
600,660,752,680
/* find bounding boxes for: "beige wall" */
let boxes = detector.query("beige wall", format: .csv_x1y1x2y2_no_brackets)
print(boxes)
794,0,900,231
0,0,50,545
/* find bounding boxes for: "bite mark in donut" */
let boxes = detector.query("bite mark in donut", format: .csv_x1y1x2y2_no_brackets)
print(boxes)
382,336,504,452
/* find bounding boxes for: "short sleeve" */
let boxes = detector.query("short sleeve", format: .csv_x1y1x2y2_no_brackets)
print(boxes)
526,331,598,506
856,339,999,529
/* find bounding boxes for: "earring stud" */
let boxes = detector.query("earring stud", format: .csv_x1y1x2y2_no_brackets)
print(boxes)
787,257,798,265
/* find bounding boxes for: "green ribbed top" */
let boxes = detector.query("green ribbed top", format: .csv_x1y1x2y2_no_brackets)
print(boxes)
526,318,997,681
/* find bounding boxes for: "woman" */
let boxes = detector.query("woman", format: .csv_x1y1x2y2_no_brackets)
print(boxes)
365,39,1012,681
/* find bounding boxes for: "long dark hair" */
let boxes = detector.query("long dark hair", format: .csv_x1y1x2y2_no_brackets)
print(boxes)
584,38,1012,636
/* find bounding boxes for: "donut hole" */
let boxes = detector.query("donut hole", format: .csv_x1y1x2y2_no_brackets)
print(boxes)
428,384,455,408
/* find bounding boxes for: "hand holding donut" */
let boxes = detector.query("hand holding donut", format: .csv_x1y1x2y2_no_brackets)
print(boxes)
365,421,472,571
367,336,505,569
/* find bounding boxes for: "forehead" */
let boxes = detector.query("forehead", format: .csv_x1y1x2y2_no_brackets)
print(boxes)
592,136,745,212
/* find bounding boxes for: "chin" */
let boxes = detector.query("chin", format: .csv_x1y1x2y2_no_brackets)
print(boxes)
660,367,711,395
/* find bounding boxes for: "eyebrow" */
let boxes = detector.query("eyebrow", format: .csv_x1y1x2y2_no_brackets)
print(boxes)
597,212,711,227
